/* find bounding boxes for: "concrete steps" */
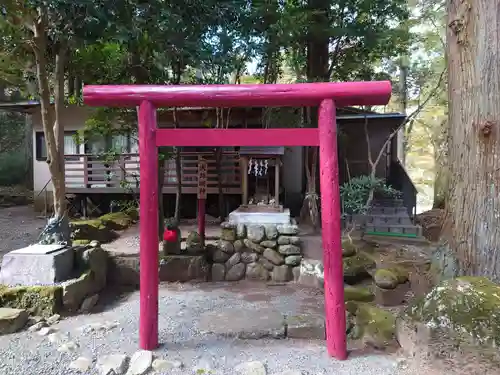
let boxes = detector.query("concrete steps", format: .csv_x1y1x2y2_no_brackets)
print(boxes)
351,198,423,238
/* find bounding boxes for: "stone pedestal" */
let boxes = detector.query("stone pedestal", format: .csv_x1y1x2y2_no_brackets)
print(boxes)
0,244,74,286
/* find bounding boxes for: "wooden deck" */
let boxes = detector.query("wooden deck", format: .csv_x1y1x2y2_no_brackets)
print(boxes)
64,151,242,194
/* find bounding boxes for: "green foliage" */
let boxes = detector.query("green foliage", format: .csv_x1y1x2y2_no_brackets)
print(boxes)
0,151,27,186
340,176,401,216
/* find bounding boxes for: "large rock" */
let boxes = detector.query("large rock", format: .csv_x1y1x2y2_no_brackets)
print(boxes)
263,248,284,266
185,232,203,254
244,239,265,253
373,269,399,289
247,225,265,243
265,225,278,240
343,252,376,284
285,255,301,267
211,264,226,281
397,277,500,364
0,308,29,335
213,249,231,263
246,262,269,281
218,240,235,254
233,240,245,253
226,253,241,269
0,286,62,317
70,219,117,243
277,224,299,235
62,246,109,311
342,240,357,257
107,254,139,286
241,252,258,264
297,259,324,289
98,212,133,230
271,265,292,282
159,255,210,282
221,224,237,242
278,245,301,256
0,245,74,286
226,263,246,281
81,247,108,290
260,240,277,249
347,302,397,349
277,236,301,246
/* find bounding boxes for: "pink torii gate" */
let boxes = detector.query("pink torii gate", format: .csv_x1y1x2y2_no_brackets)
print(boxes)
83,81,392,360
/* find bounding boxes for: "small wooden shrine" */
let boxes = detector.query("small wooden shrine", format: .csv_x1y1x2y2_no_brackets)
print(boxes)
239,146,284,206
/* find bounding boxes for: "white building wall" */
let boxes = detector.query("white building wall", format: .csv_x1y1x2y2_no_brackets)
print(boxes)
32,106,90,194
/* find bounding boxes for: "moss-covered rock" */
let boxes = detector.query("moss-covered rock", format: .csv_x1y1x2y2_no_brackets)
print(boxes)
343,251,376,284
70,219,118,244
185,231,203,254
374,269,399,289
72,239,91,246
0,285,62,317
342,240,357,257
404,277,500,348
99,212,133,230
344,286,374,302
348,302,397,349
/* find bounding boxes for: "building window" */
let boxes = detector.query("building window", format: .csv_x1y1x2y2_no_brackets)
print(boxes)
85,133,137,155
35,131,79,161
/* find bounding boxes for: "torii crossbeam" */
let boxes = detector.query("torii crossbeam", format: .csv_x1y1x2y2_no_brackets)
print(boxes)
83,81,392,361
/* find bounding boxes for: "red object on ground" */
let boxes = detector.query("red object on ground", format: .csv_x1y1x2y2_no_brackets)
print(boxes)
163,228,178,242
83,80,392,360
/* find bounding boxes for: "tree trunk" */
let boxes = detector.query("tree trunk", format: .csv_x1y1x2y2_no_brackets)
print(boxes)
443,0,500,280
33,17,66,219
299,0,329,231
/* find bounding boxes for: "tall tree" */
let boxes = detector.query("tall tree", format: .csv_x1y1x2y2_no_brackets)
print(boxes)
2,1,110,237
444,0,500,280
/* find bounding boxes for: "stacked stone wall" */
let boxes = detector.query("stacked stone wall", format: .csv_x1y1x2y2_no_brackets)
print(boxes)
211,222,303,282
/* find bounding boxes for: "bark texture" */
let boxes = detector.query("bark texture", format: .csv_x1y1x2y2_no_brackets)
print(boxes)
444,0,500,280
32,10,66,219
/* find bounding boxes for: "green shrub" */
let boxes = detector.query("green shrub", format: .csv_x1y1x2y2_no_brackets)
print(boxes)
340,175,400,217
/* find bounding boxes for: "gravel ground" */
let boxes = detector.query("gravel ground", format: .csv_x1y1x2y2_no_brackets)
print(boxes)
0,283,400,375
0,205,46,260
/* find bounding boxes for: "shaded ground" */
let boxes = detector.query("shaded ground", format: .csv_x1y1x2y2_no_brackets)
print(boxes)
0,205,46,261
0,282,401,375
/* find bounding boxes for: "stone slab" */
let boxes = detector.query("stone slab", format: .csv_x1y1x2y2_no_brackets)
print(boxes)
0,247,74,286
285,313,325,340
197,307,285,339
0,308,29,335
228,209,291,225
9,244,66,255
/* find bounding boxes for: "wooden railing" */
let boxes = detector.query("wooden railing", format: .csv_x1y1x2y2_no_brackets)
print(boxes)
64,151,242,193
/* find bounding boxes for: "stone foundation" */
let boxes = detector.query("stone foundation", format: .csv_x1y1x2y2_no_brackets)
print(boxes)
211,222,303,282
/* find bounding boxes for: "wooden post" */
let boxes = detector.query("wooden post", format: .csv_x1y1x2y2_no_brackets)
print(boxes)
241,156,248,204
138,101,159,351
274,158,280,205
318,99,347,360
197,159,208,244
